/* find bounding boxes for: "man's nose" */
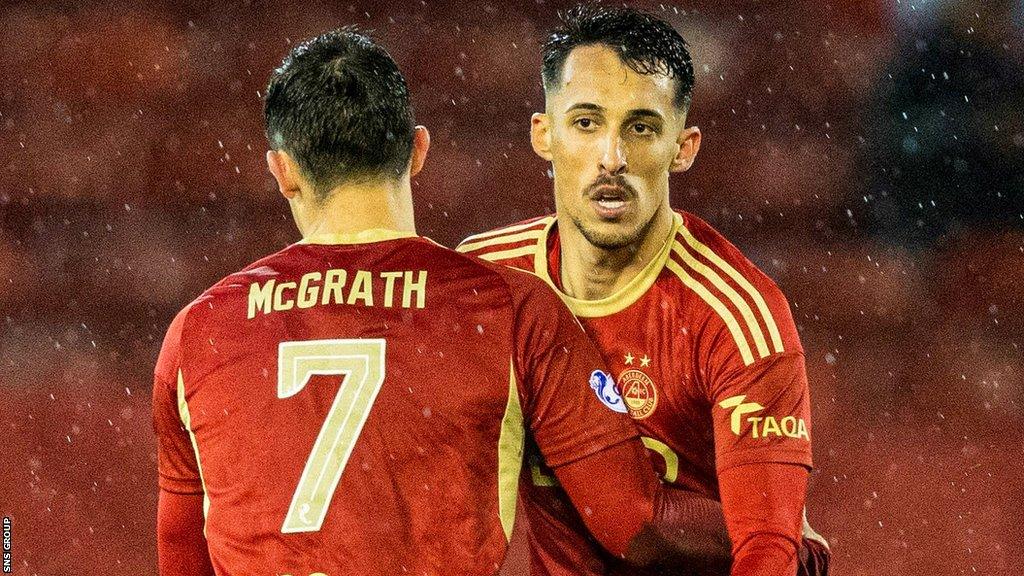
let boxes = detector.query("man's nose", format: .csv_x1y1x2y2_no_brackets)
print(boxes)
599,135,628,176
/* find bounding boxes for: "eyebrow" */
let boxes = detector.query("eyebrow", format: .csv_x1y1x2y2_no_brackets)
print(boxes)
627,109,665,122
565,102,604,114
564,103,666,122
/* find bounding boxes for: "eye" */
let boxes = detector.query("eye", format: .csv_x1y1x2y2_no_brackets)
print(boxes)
631,122,654,135
574,117,596,130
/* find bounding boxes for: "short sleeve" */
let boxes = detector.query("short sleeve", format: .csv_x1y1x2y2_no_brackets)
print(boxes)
709,348,814,473
687,257,814,473
511,275,638,469
152,306,205,495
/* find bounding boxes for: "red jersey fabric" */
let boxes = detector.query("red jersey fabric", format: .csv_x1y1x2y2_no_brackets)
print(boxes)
458,212,826,575
152,229,638,576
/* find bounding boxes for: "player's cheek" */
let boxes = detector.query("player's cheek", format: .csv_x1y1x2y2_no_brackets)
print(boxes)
634,145,675,183
561,130,601,161
631,140,667,168
552,138,582,171
564,164,596,197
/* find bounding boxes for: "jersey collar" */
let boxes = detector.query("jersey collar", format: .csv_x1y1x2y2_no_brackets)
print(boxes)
298,228,419,245
535,212,683,318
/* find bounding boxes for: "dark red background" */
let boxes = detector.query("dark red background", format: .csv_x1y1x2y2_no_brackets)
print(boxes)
2,1,1021,574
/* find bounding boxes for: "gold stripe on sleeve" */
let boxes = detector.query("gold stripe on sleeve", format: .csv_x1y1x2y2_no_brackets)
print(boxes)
458,230,544,254
497,359,525,541
460,218,553,245
176,369,211,534
672,242,770,359
666,259,755,365
478,245,538,263
679,226,784,353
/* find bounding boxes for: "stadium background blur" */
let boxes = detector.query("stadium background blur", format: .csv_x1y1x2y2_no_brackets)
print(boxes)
1,1,1021,574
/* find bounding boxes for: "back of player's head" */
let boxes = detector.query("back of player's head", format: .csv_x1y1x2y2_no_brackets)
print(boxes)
264,28,415,198
541,4,695,110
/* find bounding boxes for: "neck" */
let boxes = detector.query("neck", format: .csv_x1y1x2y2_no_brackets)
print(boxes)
558,205,674,301
299,176,416,239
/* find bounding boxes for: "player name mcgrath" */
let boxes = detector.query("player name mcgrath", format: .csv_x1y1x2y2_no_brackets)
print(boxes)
248,268,427,318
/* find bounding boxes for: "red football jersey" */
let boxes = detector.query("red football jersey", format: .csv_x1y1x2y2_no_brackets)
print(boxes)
458,212,819,575
152,229,637,576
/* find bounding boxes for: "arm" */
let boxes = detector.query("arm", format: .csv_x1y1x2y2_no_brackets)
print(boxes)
550,439,656,559
702,278,815,576
708,350,814,576
522,447,732,576
719,463,807,576
552,440,731,572
153,306,214,575
520,444,610,576
157,491,216,576
643,484,733,573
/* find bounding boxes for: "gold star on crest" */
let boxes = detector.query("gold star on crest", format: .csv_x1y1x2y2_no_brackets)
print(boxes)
624,352,635,365
640,355,651,368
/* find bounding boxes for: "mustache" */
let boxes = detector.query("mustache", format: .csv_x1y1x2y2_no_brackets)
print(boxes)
585,175,637,200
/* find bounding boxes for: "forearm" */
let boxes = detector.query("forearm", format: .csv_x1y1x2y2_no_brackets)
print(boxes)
719,463,808,576
157,490,216,576
553,439,731,572
626,486,731,575
553,438,658,559
729,533,800,575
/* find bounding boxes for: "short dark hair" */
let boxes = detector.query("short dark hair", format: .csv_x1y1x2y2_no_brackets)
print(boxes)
541,4,695,110
264,28,415,198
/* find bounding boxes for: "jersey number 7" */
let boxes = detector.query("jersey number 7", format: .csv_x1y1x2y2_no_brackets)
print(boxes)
277,339,387,533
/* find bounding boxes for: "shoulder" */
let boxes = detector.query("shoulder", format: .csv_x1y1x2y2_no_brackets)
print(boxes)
152,244,320,385
159,244,301,348
672,211,785,300
453,219,568,313
666,211,801,367
154,298,201,384
450,244,563,315
455,215,553,273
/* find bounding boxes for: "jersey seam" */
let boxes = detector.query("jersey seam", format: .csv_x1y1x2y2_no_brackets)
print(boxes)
716,447,814,473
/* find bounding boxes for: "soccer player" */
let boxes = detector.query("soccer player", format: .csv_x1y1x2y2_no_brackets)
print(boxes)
153,28,730,576
458,5,831,576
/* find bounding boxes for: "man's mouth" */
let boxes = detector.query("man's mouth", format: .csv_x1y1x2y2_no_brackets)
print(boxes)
589,183,634,220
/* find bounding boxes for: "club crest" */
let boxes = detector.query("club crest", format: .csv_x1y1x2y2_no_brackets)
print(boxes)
620,369,658,419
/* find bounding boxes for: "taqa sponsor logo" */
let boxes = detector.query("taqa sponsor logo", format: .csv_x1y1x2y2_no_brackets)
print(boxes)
719,395,809,440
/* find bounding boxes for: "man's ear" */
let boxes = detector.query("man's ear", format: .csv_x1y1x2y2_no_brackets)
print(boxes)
531,113,553,162
409,126,431,177
266,150,302,199
670,126,702,173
